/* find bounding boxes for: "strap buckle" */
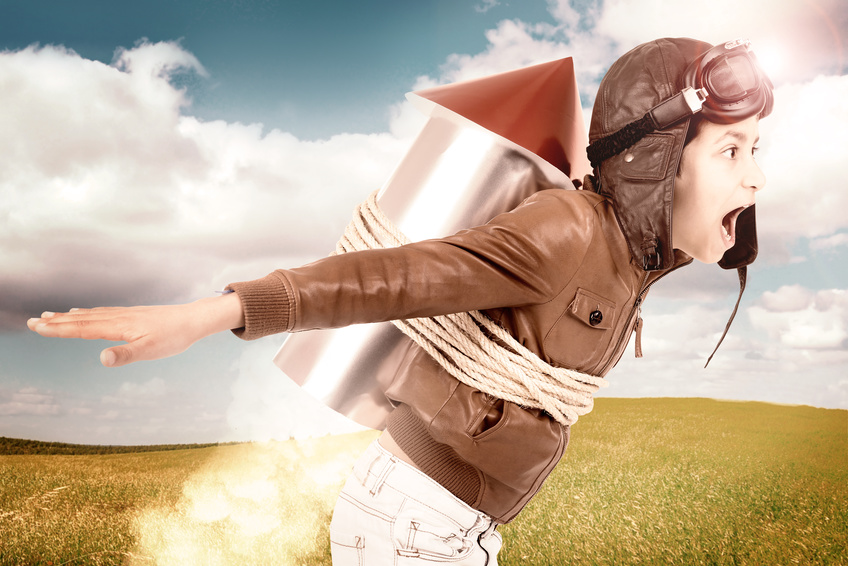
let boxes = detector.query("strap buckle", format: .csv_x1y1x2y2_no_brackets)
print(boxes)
682,87,708,113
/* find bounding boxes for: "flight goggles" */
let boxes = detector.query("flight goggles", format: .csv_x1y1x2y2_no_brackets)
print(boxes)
587,39,774,167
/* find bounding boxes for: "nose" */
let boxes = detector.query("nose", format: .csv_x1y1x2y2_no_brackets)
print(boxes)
745,157,767,192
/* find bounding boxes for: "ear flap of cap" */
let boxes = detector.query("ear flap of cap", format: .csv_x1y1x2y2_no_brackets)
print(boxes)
598,123,687,272
719,205,758,269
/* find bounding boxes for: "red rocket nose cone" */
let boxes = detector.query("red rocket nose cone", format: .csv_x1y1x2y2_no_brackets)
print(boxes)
408,58,590,182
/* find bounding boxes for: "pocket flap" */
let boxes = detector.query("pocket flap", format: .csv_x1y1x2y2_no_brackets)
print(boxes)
619,133,674,181
567,288,616,330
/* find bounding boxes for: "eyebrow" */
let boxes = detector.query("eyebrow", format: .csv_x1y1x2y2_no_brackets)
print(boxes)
716,130,760,145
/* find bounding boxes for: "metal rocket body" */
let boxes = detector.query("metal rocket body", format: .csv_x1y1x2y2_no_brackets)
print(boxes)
273,57,591,429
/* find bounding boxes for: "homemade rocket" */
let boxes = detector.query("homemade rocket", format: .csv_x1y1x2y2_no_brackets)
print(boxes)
273,57,592,429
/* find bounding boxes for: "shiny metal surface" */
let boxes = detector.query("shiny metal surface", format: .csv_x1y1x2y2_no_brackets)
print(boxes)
274,58,590,430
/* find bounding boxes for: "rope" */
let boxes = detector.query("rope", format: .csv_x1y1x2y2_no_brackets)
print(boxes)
334,190,609,426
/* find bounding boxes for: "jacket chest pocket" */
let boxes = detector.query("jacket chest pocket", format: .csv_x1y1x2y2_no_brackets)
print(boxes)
543,288,617,373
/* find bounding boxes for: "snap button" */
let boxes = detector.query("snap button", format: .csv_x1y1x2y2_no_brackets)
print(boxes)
589,309,603,326
624,153,634,163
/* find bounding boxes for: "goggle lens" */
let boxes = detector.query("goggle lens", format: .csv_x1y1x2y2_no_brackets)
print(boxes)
586,39,774,169
705,54,760,102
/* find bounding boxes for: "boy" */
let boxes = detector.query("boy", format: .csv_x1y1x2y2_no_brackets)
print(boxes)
28,37,773,565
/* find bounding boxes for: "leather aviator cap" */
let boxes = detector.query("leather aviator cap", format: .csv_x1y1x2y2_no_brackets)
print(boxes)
588,37,768,272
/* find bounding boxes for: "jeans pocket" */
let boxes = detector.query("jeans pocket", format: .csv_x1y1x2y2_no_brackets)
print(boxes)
329,531,364,566
395,516,476,562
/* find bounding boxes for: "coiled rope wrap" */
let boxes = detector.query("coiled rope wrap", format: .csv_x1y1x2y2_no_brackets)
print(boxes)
334,190,609,426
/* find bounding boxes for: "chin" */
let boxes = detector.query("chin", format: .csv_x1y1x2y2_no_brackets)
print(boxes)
695,250,725,264
682,246,724,264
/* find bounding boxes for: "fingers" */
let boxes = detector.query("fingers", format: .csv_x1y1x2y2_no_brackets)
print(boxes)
29,317,114,340
27,309,143,367
27,311,59,331
28,303,197,367
27,308,138,341
101,345,135,367
29,307,122,324
100,348,118,367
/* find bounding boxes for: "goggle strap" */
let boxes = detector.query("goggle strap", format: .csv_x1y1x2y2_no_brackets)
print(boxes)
649,87,706,130
587,87,704,168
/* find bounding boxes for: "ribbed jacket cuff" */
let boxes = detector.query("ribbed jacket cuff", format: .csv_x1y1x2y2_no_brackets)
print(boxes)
226,271,294,340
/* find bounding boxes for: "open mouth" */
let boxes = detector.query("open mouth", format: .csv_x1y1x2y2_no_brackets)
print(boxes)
721,206,748,246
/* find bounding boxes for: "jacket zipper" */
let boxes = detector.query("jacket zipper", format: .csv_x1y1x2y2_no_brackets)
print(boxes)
598,272,647,375
598,258,693,375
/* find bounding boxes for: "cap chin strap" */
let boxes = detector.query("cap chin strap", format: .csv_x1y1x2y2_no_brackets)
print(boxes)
705,266,746,368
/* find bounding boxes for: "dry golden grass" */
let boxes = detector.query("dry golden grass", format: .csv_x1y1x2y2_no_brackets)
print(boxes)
131,432,378,565
500,398,848,565
1,399,845,565
0,432,378,565
0,448,214,564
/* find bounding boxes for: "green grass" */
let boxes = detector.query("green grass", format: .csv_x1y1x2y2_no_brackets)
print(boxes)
0,437,223,456
0,399,845,565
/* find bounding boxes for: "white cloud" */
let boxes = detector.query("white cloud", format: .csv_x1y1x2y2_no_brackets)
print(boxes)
1,41,410,328
604,284,848,409
759,284,815,312
544,2,848,266
224,337,365,442
97,410,121,422
826,379,848,408
113,38,208,80
102,377,168,407
5,3,848,447
0,387,61,416
409,3,848,272
455,19,613,98
475,0,500,14
7,13,841,335
810,233,848,252
754,76,848,256
545,0,583,30
749,286,848,350
593,0,844,81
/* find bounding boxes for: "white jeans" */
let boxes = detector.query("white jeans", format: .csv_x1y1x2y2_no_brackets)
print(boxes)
330,440,502,565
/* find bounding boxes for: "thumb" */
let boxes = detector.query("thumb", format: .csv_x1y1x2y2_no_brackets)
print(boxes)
100,345,135,367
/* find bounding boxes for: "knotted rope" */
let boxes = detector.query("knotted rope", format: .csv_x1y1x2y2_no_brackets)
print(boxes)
334,190,608,426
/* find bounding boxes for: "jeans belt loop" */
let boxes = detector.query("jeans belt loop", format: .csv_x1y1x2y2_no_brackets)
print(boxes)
480,517,498,539
366,452,397,496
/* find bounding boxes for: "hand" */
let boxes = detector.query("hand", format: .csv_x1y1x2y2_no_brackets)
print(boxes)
26,294,245,367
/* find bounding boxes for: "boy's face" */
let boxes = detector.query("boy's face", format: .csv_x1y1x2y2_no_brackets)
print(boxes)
672,115,765,264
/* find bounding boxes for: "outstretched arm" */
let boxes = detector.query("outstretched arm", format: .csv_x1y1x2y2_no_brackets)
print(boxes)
26,293,245,368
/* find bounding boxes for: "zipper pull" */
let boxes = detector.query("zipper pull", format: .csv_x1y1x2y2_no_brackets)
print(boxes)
634,304,644,358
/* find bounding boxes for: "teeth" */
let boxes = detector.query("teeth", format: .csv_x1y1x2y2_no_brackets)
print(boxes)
722,224,731,240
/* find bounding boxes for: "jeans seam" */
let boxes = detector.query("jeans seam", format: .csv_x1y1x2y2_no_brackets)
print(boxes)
334,440,501,565
339,489,395,523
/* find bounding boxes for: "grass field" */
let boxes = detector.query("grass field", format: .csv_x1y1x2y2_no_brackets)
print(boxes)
1,398,845,565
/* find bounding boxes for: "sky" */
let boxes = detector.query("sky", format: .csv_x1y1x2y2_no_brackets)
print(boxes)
1,0,846,445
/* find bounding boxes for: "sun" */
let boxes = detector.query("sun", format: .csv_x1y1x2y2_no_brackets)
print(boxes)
753,41,784,83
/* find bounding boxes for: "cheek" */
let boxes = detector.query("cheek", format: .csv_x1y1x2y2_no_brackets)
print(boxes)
675,165,715,221
673,177,698,226
672,171,715,254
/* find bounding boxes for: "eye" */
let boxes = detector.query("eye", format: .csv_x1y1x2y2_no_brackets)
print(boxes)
752,146,760,158
721,147,738,159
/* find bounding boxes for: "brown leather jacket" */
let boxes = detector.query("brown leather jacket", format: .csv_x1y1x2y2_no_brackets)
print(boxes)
228,187,691,523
